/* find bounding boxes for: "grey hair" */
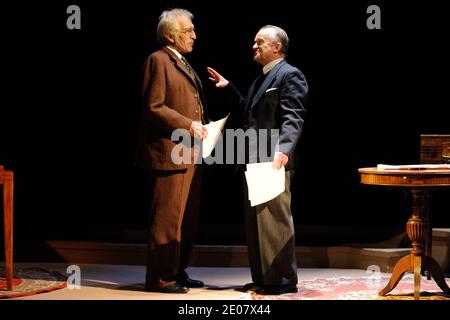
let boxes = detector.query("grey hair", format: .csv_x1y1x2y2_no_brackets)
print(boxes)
259,25,289,56
156,8,194,45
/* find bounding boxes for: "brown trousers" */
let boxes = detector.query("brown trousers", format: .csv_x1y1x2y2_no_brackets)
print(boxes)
244,170,298,286
145,165,202,290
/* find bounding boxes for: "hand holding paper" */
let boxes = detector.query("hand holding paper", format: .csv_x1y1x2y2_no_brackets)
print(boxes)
245,162,285,207
189,121,208,139
272,152,289,169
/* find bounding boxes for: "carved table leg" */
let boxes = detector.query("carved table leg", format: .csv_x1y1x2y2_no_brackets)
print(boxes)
413,255,422,300
380,189,427,299
406,189,427,300
423,256,450,295
379,255,411,296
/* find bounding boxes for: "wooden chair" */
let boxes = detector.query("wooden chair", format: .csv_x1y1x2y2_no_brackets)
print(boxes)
0,165,14,291
419,134,450,279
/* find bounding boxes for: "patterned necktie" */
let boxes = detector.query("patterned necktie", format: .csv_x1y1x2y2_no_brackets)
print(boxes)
181,56,194,77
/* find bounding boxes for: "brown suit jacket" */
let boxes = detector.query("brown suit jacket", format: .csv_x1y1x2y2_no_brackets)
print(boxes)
136,47,208,170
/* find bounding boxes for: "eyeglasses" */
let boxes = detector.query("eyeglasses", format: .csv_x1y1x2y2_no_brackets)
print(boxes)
179,27,196,35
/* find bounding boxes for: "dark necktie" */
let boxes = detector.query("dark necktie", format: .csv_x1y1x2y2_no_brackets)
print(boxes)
181,56,194,77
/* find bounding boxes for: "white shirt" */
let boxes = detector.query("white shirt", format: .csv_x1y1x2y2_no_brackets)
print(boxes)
263,58,284,75
166,45,183,60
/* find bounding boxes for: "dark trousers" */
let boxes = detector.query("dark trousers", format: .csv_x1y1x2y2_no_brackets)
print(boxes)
145,165,202,290
243,170,298,286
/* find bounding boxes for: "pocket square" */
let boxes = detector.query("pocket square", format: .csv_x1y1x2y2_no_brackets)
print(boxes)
265,87,278,93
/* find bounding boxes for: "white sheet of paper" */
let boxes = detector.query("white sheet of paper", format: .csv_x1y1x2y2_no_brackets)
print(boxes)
202,114,229,158
377,164,450,170
244,162,285,207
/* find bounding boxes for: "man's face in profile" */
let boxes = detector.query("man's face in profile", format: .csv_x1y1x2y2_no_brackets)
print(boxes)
252,28,278,66
173,16,196,54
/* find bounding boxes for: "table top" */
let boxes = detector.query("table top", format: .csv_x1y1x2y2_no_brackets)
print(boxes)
359,167,450,175
358,167,450,187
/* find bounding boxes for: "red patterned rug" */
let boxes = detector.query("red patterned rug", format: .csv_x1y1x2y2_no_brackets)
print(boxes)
0,267,67,299
251,275,450,300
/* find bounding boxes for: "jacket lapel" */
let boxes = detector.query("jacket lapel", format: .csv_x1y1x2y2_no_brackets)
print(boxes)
249,60,286,109
161,47,197,87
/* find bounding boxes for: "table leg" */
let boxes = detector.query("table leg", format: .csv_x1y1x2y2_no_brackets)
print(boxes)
3,171,13,291
379,255,411,296
423,193,432,280
380,189,427,300
407,189,428,300
413,255,421,300
423,256,450,295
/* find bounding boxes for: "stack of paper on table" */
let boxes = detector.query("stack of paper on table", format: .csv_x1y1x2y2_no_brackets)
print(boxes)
377,164,450,170
245,162,285,207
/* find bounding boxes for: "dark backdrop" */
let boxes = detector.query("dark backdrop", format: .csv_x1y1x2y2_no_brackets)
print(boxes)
1,0,449,244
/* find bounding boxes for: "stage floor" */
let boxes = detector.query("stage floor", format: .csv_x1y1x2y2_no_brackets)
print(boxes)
4,262,431,300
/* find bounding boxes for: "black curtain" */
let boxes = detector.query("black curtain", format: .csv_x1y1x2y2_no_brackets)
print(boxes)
1,0,449,243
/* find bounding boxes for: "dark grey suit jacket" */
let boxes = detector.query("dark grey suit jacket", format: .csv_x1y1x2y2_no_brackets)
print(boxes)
226,60,308,170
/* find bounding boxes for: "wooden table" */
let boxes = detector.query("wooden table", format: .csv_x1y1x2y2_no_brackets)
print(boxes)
0,166,14,291
359,167,450,300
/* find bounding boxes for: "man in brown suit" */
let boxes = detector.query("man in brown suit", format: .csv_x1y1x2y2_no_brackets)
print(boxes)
135,8,208,294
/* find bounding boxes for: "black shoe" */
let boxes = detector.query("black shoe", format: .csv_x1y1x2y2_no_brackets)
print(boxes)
148,283,189,294
237,282,259,292
254,285,298,295
177,272,204,288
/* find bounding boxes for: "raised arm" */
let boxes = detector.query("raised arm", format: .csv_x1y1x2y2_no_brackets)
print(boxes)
207,67,229,88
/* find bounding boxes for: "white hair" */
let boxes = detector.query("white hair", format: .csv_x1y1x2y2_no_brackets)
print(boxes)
156,8,194,45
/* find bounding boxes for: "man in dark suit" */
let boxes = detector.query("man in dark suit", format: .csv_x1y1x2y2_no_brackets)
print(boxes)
135,8,208,294
207,25,308,295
